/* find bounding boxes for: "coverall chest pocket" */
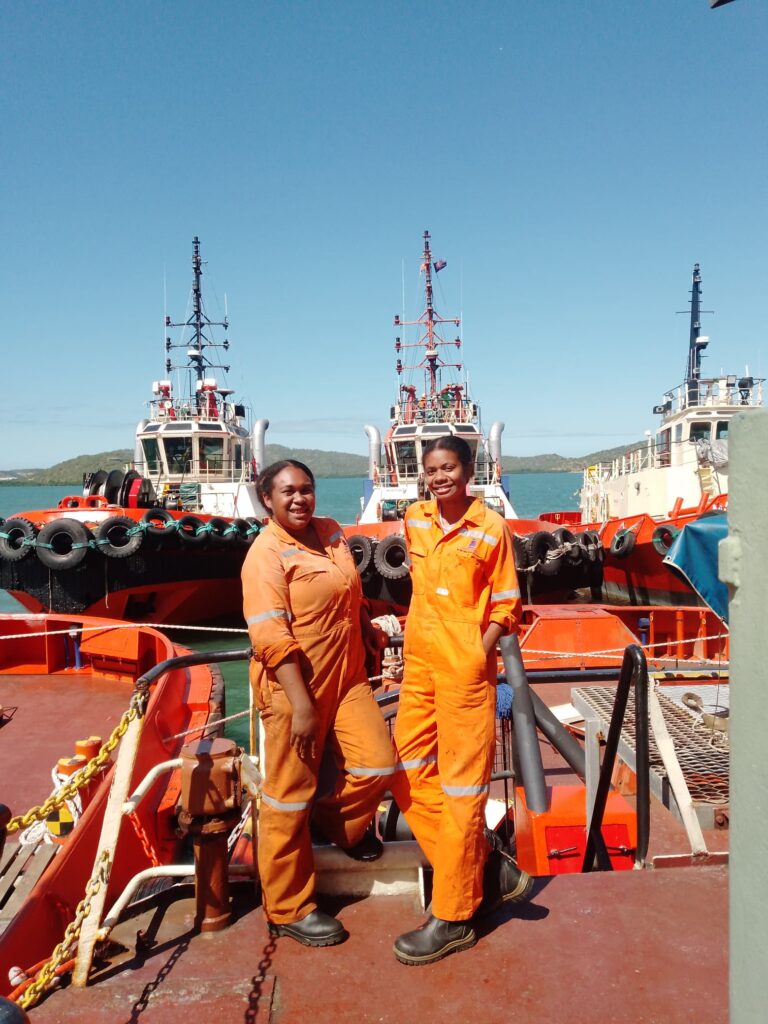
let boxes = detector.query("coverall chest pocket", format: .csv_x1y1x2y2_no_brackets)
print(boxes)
443,548,486,609
288,563,335,617
409,549,427,596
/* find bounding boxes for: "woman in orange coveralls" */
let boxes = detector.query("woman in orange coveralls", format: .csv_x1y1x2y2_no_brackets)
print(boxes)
390,436,533,966
242,460,395,947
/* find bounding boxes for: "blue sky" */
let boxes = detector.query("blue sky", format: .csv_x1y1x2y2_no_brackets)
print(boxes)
2,0,765,469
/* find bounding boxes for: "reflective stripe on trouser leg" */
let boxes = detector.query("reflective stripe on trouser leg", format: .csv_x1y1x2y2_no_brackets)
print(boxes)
311,680,396,848
257,690,322,925
390,656,442,866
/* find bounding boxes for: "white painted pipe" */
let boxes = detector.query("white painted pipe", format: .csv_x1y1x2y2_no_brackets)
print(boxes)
122,759,183,815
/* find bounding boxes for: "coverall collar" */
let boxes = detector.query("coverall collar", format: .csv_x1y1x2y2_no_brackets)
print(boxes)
423,497,485,533
265,516,333,555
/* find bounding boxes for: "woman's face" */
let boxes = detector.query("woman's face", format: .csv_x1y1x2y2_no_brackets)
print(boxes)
423,448,472,502
264,467,316,533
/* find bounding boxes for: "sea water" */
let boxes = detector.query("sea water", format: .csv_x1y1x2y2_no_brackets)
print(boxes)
0,474,580,747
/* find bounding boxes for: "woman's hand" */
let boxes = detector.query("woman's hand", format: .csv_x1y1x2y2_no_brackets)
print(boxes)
290,702,318,760
273,655,318,759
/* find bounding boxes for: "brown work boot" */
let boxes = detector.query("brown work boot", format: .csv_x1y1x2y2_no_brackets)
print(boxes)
475,846,534,918
393,915,477,966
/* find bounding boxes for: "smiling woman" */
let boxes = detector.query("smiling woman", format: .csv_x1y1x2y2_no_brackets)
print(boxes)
240,459,395,948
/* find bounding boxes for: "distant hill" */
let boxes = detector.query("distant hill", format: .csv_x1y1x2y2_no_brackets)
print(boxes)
502,442,641,474
1,440,640,485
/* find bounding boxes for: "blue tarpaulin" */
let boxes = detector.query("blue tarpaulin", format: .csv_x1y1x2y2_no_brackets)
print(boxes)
663,512,729,622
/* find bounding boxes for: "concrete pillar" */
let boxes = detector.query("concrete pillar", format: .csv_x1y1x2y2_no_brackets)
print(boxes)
718,410,768,1022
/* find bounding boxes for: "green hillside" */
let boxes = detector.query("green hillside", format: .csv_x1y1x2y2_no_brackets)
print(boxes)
2,440,640,485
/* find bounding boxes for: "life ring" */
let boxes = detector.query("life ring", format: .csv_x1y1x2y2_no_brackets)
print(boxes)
609,528,636,559
373,533,409,580
94,516,144,558
36,519,91,570
577,530,603,563
141,508,177,537
346,533,375,575
652,524,678,557
526,531,562,577
552,527,581,565
0,517,36,562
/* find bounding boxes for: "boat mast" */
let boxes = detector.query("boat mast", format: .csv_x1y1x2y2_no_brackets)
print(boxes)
684,263,709,406
165,237,230,409
395,230,463,413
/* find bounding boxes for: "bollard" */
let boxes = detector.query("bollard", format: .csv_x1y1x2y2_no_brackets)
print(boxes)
178,737,242,932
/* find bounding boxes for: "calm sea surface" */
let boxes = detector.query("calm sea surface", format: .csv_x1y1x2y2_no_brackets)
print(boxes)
0,474,580,747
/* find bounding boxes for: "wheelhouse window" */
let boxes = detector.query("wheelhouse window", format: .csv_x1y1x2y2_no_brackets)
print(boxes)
234,443,243,472
164,436,193,473
656,428,671,467
141,437,161,474
715,421,729,441
199,436,225,472
689,422,712,444
395,440,418,478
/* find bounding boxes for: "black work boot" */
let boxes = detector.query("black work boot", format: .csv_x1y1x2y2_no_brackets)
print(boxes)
342,825,384,862
393,915,477,966
475,845,534,918
268,909,348,947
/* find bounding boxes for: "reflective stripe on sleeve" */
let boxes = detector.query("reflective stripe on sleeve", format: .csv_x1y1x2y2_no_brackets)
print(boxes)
394,755,438,772
329,529,343,544
261,792,310,812
441,782,490,797
491,588,520,602
347,764,397,777
246,609,290,625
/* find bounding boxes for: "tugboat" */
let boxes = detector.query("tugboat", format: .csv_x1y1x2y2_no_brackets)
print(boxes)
345,231,604,610
0,238,268,625
357,229,516,525
552,263,762,606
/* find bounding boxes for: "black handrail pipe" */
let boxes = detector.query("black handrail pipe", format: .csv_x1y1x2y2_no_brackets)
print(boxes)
581,644,650,872
499,633,548,814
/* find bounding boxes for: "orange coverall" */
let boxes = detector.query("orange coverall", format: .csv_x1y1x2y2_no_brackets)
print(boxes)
389,498,521,921
242,516,395,924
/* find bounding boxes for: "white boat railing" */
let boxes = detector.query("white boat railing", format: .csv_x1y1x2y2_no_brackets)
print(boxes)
662,378,763,416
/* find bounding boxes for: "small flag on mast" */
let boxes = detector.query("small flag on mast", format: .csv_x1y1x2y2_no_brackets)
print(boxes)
433,260,447,273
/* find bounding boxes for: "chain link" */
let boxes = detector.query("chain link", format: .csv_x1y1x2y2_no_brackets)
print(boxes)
128,812,161,867
7,689,148,835
16,850,111,1010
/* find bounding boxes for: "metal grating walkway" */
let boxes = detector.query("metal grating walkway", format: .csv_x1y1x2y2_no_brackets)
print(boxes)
572,685,729,827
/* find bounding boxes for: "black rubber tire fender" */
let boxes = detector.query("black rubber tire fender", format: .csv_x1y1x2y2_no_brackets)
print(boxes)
526,531,563,577
244,517,264,544
346,533,375,575
652,524,678,558
36,519,91,570
142,508,177,537
208,516,240,543
0,517,36,562
609,528,636,559
94,515,144,558
372,533,409,581
552,527,581,565
176,514,208,545
578,529,603,563
232,518,251,543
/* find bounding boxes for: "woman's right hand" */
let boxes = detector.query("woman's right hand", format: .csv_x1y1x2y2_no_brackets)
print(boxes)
290,703,318,760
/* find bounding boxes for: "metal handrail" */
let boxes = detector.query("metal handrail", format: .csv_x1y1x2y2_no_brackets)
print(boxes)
581,643,650,872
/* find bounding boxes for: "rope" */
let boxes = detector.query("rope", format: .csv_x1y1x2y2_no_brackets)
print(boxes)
162,707,250,742
0,622,249,643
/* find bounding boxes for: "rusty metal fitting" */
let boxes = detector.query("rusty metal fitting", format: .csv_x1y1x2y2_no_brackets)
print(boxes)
178,738,244,933
180,737,242,818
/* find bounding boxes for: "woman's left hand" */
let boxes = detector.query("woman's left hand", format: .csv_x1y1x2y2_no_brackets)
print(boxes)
481,622,504,657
